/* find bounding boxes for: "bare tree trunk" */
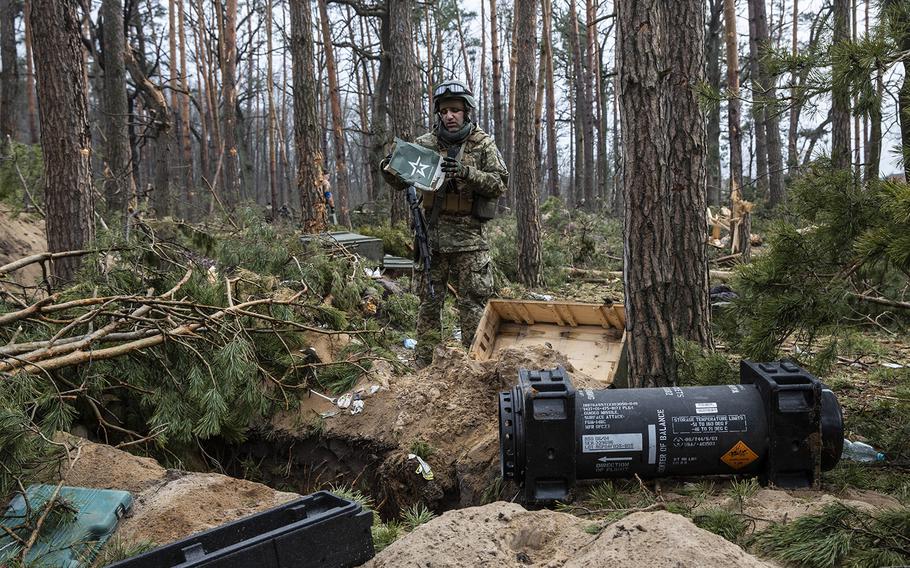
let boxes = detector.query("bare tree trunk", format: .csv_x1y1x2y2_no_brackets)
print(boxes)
289,0,326,233
0,0,19,153
480,0,488,132
787,0,799,174
490,0,504,155
705,0,723,207
22,0,38,144
266,0,279,216
747,0,785,206
316,0,351,225
453,4,473,90
725,0,749,261
514,0,541,287
747,0,769,199
831,0,851,170
101,0,132,223
568,0,589,208
865,69,882,182
617,0,676,387
31,0,94,283
178,0,193,213
665,0,713,349
220,0,241,206
542,0,559,199
388,0,420,225
583,0,596,207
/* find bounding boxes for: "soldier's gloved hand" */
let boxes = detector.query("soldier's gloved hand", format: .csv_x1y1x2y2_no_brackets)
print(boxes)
441,156,470,179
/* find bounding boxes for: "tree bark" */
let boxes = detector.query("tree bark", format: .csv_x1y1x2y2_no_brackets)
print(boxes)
221,0,241,206
0,0,19,153
746,0,769,199
617,0,676,387
387,0,420,225
542,0,559,199
568,0,589,208
22,0,36,144
490,0,504,159
752,0,785,206
30,0,94,283
101,0,132,224
705,0,723,207
514,0,541,287
317,0,351,226
583,0,596,208
832,0,851,170
178,0,193,212
266,0,279,215
289,0,326,233
665,0,713,349
724,0,748,260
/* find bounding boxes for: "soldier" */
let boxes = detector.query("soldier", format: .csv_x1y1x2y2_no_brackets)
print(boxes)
381,79,509,368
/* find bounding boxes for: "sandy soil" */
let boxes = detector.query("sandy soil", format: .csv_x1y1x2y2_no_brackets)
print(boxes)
0,203,46,287
56,436,298,547
366,501,776,568
268,344,605,514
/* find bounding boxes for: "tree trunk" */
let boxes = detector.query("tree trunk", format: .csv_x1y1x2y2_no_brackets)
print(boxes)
724,0,748,260
866,70,882,182
289,0,326,233
665,0,713,349
387,0,420,225
23,0,37,143
755,0,785,206
617,0,676,387
514,0,542,287
542,0,559,199
747,0,769,199
832,0,851,170
787,0,799,175
490,0,504,156
0,0,19,153
705,0,723,207
101,0,132,224
316,0,351,226
568,0,588,208
178,0,194,213
266,0,279,216
30,0,94,283
221,0,241,206
583,0,596,208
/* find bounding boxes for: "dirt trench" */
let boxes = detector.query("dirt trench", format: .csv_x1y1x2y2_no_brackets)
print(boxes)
235,345,604,518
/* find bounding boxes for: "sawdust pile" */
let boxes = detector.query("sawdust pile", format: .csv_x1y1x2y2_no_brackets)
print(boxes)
366,501,775,568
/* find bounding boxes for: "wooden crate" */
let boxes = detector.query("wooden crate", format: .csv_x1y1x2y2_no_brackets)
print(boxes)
468,299,627,385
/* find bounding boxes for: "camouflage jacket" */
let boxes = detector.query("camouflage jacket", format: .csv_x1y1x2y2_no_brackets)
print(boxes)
382,125,509,253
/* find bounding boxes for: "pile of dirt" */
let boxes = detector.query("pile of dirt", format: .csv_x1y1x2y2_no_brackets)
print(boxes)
261,345,603,515
57,436,298,547
0,203,45,286
366,501,774,567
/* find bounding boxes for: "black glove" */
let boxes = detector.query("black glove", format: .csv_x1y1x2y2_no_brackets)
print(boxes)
441,156,470,179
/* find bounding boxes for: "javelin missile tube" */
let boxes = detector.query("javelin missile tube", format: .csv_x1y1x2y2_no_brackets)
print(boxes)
498,361,844,503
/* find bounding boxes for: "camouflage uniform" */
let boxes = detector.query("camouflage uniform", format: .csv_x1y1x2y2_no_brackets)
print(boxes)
382,125,509,366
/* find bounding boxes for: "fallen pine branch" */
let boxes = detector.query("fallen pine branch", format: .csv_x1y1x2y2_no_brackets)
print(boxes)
850,292,910,311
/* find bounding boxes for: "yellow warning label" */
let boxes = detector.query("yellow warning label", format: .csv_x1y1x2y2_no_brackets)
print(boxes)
721,440,759,470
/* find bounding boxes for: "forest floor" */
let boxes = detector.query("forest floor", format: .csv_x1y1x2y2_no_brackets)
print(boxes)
3,204,908,566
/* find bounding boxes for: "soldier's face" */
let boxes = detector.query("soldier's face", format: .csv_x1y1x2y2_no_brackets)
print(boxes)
438,99,466,132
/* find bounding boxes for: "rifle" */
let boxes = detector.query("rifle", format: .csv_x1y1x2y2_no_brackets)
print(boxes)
405,185,435,299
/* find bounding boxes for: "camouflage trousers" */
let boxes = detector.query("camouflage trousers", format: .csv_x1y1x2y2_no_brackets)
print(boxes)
415,249,493,367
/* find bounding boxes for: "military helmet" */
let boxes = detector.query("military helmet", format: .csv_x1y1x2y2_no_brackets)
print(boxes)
433,79,476,112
